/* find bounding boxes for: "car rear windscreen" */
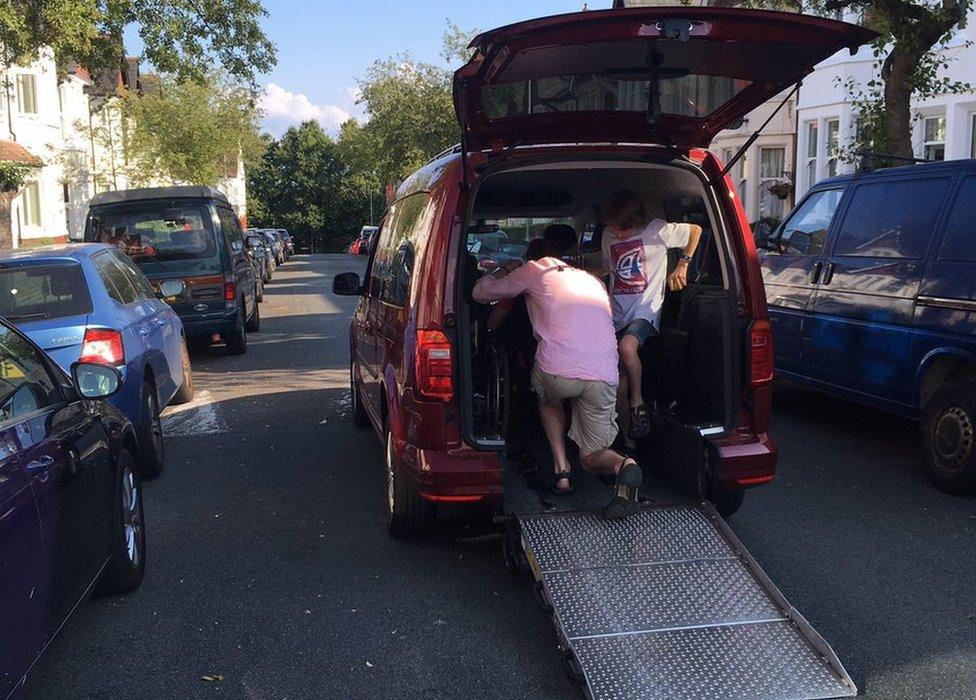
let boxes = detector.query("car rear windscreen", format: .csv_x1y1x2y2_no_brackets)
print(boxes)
0,263,93,321
87,204,218,270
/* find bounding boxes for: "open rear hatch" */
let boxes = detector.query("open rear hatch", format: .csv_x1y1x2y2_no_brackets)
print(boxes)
454,7,874,151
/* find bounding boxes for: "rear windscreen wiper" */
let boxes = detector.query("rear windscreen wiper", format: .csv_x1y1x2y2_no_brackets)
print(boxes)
4,312,49,321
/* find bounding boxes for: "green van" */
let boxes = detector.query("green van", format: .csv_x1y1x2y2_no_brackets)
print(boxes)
84,186,260,355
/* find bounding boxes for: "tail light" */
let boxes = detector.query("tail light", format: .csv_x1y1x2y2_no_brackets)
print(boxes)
223,275,237,302
749,320,774,386
415,329,453,401
80,328,125,366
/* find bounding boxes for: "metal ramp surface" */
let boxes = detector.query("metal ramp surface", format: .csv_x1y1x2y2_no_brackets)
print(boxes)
517,504,857,700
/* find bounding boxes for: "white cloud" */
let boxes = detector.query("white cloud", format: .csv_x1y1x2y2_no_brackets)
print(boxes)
259,83,352,136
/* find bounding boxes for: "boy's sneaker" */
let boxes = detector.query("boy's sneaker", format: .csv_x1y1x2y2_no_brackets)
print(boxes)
628,404,650,440
603,460,642,520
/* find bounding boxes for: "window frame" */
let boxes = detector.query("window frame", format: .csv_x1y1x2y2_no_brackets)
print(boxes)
17,74,38,115
768,186,844,257
22,181,41,227
937,174,976,263
93,250,139,305
923,115,946,162
825,119,840,177
0,325,67,427
804,121,819,189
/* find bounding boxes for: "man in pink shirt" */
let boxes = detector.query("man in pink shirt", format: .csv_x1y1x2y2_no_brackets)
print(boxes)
473,225,642,520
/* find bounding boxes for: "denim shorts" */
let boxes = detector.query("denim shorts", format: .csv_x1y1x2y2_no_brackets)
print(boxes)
616,318,657,348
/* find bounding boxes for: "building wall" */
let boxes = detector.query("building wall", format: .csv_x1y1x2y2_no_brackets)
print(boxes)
796,12,976,200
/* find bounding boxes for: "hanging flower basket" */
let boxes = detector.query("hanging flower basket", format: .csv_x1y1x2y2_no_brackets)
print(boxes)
767,181,793,200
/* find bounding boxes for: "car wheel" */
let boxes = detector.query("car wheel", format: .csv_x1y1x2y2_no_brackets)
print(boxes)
922,381,976,494
385,425,430,539
98,448,146,594
137,379,165,479
224,309,248,355
170,339,195,405
710,484,745,518
256,278,264,303
245,298,261,332
350,361,369,428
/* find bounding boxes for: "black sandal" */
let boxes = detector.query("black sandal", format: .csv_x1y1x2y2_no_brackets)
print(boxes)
628,404,650,440
551,470,575,495
603,459,642,520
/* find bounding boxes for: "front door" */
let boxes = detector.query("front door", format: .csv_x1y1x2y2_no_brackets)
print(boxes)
760,187,845,377
806,173,953,409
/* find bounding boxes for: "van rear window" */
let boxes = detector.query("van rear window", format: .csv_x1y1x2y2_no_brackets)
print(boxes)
88,205,217,263
0,263,92,321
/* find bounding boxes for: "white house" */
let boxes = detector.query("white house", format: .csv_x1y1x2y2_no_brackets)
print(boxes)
796,9,976,200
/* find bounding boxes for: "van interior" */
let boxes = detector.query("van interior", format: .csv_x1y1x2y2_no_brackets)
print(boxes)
457,159,742,502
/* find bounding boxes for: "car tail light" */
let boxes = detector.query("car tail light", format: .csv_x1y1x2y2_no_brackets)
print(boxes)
223,275,236,301
415,330,453,401
80,328,125,366
750,320,774,386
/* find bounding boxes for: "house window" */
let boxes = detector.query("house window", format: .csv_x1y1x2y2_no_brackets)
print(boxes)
805,121,819,188
924,115,946,161
826,119,840,176
22,182,41,227
759,147,786,219
17,74,37,114
737,150,748,212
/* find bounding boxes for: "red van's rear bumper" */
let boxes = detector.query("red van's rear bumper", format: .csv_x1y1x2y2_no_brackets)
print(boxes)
397,442,504,504
714,432,778,489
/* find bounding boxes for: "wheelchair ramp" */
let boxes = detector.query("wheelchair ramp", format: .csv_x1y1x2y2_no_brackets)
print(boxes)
518,504,857,700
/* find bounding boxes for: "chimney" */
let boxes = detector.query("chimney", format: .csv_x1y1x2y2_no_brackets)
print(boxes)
123,57,141,93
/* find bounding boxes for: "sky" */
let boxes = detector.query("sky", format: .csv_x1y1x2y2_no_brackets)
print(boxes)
130,0,589,137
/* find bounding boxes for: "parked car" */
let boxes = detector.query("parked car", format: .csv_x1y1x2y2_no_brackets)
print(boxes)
759,158,976,493
258,229,284,265
0,320,145,699
276,229,295,258
0,244,192,479
84,186,260,356
332,8,873,535
245,232,274,284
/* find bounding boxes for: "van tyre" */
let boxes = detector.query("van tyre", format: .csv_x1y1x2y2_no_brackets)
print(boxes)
350,362,369,428
137,378,164,479
98,448,146,594
256,278,264,303
385,426,430,538
710,485,745,518
224,310,248,355
922,381,976,494
170,339,195,405
245,299,261,332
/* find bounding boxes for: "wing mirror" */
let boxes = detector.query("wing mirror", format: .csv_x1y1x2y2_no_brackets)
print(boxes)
157,280,186,299
332,272,362,296
71,362,122,399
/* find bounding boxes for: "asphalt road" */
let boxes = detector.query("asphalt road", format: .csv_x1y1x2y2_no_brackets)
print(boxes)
26,254,976,699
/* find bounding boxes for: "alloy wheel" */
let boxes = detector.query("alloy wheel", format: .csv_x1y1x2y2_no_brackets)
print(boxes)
148,391,162,458
386,432,395,517
121,466,144,566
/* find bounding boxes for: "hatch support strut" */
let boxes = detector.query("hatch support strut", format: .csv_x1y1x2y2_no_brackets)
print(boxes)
714,82,801,183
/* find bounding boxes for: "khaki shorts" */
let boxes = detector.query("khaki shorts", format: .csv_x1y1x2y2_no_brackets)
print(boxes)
531,366,618,457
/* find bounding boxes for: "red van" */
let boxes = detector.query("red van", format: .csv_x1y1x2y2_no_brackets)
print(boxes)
333,7,872,536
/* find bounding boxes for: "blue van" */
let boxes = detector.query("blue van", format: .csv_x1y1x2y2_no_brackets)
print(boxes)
759,159,976,494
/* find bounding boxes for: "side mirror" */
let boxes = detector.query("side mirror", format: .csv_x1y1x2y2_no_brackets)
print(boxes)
71,362,122,399
753,221,773,250
157,280,185,299
332,271,362,296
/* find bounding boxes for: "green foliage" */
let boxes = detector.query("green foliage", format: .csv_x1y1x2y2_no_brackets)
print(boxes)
0,161,33,193
247,121,368,251
0,0,276,85
441,20,478,63
122,73,260,187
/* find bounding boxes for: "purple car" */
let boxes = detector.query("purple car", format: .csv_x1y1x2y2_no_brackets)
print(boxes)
0,321,145,698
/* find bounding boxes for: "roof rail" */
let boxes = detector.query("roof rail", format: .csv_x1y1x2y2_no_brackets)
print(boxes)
856,149,930,174
427,144,462,165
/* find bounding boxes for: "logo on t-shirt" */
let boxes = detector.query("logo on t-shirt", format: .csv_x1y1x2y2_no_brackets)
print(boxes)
610,238,648,295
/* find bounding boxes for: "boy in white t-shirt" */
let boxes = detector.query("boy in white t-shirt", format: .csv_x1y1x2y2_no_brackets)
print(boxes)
601,190,702,448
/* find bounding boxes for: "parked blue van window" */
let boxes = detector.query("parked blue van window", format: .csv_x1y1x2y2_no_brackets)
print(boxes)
834,178,947,259
777,188,842,256
938,176,976,261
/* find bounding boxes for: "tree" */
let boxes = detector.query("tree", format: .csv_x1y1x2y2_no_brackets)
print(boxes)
121,73,261,187
248,121,368,252
0,0,276,85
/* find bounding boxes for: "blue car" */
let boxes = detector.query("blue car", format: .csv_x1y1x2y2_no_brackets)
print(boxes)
759,158,976,494
0,244,194,478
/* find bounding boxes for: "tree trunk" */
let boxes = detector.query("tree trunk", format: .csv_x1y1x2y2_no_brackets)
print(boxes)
881,44,918,160
0,191,14,249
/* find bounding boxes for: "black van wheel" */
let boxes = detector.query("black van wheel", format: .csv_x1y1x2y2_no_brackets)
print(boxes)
385,425,430,539
137,379,164,479
224,310,248,355
350,362,369,428
922,381,976,494
256,277,264,303
245,298,261,332
710,485,745,518
98,448,146,594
